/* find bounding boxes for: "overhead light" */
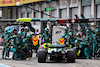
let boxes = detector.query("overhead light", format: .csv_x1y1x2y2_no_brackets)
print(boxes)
16,1,21,6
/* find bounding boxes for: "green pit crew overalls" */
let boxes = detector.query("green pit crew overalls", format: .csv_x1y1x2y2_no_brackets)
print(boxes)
1,33,8,58
92,33,100,57
84,35,92,59
8,35,22,60
5,34,12,58
21,31,27,39
68,36,76,48
23,38,33,57
41,33,51,43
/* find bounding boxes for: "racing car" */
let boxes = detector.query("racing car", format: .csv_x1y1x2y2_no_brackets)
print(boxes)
38,42,76,63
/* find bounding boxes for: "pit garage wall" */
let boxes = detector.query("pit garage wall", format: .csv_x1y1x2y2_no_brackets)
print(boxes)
59,0,67,18
82,0,92,18
2,7,11,19
96,0,100,19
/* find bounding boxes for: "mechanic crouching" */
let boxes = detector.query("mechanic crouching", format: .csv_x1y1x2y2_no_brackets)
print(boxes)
68,32,76,48
1,29,9,59
92,29,100,59
74,39,85,58
23,34,33,58
84,30,92,59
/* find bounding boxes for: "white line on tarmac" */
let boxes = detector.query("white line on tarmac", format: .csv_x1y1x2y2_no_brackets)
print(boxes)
0,63,11,67
73,66,76,67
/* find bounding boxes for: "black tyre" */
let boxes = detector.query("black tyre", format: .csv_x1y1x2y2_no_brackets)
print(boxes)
67,49,76,63
38,49,46,63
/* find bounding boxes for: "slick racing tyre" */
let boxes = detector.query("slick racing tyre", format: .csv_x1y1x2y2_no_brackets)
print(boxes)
38,49,46,63
67,49,76,63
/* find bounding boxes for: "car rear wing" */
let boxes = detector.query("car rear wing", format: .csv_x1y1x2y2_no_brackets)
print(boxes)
47,44,67,48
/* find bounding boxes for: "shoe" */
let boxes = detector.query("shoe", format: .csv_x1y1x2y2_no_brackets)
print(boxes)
6,57,9,59
92,57,95,60
12,57,14,60
14,58,18,60
86,57,89,59
26,58,30,60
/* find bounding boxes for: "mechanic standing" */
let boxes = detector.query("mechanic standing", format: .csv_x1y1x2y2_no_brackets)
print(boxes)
11,28,18,46
5,30,12,59
41,28,51,43
8,32,22,60
75,40,81,56
1,29,9,59
84,30,92,59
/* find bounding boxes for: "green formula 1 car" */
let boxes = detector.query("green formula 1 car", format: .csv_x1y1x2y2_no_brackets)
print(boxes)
38,43,76,63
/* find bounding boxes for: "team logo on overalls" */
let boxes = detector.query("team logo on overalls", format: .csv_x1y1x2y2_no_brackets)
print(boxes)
59,38,65,45
32,37,38,46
